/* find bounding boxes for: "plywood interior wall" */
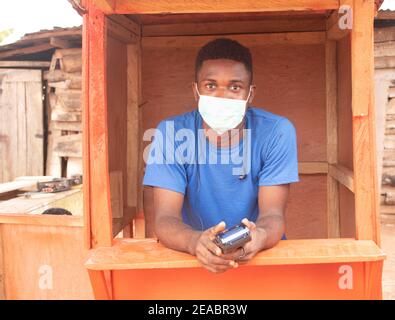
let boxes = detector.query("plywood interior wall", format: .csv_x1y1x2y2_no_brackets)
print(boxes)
140,35,328,239
337,34,356,238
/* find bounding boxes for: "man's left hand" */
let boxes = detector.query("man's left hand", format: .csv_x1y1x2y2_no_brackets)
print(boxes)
223,218,267,262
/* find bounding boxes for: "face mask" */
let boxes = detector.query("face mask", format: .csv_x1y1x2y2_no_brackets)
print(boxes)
196,83,252,135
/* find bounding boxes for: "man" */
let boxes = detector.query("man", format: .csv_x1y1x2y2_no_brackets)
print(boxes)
143,38,299,273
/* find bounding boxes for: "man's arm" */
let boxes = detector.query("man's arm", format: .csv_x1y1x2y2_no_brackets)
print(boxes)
255,184,289,249
153,186,199,255
153,187,238,273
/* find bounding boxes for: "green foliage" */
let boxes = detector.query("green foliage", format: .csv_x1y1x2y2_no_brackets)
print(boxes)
0,29,14,44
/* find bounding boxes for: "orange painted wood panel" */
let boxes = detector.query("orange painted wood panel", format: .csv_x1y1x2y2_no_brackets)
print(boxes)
106,261,383,299
86,239,385,299
1,224,93,299
86,238,385,270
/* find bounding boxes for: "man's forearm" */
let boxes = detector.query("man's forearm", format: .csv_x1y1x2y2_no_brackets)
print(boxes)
255,210,285,250
155,215,201,255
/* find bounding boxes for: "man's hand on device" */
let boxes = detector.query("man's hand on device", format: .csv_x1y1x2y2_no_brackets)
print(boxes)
222,218,268,262
192,221,239,273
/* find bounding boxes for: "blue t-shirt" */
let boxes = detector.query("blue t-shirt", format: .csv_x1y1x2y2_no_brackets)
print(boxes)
143,107,299,232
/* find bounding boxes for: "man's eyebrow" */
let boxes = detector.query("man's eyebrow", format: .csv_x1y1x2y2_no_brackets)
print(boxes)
228,79,245,83
200,78,217,82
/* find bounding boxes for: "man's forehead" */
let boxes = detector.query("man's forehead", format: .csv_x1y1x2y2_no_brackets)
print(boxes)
198,59,250,81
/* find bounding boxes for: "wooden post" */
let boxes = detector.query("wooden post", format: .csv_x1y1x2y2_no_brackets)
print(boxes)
326,39,340,238
351,0,381,244
126,31,142,237
83,0,113,248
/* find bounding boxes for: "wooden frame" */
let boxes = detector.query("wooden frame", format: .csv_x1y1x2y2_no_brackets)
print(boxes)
81,0,386,300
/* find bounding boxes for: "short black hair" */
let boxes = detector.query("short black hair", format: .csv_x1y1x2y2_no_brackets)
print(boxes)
195,38,253,83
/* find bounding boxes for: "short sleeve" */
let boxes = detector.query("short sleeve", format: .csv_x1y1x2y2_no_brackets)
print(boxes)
143,120,187,194
258,118,300,186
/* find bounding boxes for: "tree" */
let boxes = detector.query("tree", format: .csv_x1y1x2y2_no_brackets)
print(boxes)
0,29,14,45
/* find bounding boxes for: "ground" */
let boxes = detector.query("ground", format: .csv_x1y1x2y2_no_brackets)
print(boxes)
381,214,395,300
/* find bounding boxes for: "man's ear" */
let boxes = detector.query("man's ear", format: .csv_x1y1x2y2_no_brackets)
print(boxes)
192,82,199,102
248,84,257,105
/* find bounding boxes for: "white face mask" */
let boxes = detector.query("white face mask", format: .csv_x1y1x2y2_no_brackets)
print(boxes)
196,83,252,135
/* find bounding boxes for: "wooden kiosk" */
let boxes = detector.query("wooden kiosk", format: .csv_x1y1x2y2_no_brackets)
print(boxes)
82,0,386,299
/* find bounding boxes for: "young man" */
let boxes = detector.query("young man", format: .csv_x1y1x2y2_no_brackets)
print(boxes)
143,38,299,273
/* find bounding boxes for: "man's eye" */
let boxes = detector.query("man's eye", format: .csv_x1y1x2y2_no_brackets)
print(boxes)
205,83,216,89
230,85,241,91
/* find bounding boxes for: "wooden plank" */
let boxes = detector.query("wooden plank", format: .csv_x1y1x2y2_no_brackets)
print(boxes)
62,54,82,73
87,270,111,299
126,42,141,211
1,223,92,299
375,56,395,69
375,80,391,196
108,14,140,36
0,214,83,227
53,134,82,158
326,2,352,40
0,43,53,60
0,187,82,215
375,41,395,58
85,238,385,270
86,3,113,247
142,31,326,48
21,27,81,41
0,225,5,299
82,0,92,250
326,39,340,238
0,61,50,68
106,35,129,239
112,206,137,237
50,37,74,49
109,171,123,219
375,26,395,43
0,69,43,183
52,121,82,132
91,0,339,14
0,180,41,194
380,205,395,214
106,17,139,44
298,161,328,174
351,0,380,243
25,78,44,178
142,18,326,37
328,164,354,193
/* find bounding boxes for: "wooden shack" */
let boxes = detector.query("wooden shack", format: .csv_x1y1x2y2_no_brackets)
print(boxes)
0,27,93,299
79,0,386,299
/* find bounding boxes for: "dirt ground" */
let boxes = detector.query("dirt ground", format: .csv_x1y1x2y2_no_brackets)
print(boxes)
381,214,395,300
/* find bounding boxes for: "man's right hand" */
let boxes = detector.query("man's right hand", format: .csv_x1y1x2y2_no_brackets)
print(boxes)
192,221,238,273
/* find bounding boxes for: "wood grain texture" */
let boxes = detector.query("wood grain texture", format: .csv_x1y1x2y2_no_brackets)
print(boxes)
0,69,43,183
85,238,385,270
86,4,113,247
1,224,92,299
326,39,340,238
351,0,380,244
91,0,339,14
337,34,356,238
